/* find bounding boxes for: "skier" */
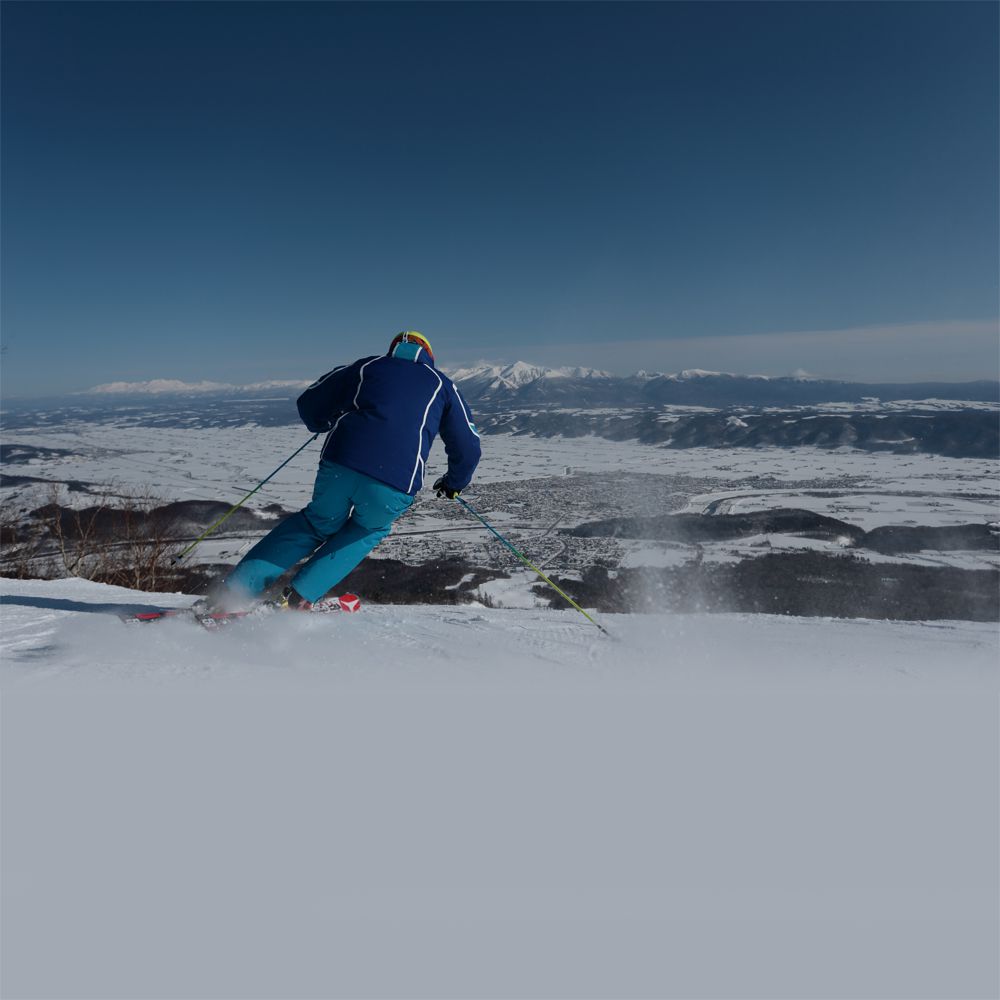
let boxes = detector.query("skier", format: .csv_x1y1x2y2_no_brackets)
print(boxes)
202,331,481,612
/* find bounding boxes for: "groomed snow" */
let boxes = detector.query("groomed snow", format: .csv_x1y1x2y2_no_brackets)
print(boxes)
2,577,997,999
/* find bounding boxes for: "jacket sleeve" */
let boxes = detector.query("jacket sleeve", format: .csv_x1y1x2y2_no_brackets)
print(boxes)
296,360,365,433
438,382,482,491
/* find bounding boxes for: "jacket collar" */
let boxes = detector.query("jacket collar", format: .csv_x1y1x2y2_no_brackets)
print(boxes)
388,342,436,367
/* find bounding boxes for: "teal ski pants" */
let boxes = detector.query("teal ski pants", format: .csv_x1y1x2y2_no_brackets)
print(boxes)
224,460,413,604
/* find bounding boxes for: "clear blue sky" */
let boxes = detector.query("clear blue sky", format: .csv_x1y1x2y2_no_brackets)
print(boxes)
2,1,997,395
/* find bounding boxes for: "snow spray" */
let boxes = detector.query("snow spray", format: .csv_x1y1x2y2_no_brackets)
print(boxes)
453,496,611,637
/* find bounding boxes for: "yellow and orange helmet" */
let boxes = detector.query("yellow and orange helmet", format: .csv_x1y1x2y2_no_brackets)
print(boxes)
388,330,434,360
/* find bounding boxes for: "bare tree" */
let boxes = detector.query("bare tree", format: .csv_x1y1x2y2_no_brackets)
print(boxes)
108,486,181,591
1,482,183,590
0,495,51,578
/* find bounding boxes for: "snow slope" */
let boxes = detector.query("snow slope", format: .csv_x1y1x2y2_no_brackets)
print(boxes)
2,577,997,999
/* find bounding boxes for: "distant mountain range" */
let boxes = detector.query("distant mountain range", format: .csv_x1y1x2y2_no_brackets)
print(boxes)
85,362,1000,409
448,363,999,409
85,378,310,395
0,362,972,458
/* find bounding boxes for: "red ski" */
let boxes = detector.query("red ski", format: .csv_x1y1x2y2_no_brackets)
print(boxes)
119,594,361,628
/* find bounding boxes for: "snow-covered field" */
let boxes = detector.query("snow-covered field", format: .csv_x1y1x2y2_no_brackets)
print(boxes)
5,422,998,580
3,421,996,512
2,576,998,999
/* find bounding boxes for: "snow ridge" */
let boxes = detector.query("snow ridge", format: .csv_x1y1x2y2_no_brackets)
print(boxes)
446,361,613,390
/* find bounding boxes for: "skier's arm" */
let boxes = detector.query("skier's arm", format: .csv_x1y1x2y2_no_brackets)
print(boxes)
437,384,481,492
296,361,363,433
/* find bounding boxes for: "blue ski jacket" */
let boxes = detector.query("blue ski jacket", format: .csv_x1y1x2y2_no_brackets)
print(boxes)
296,348,481,496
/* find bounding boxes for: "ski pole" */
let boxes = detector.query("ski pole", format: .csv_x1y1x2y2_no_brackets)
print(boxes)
453,495,611,637
172,433,320,564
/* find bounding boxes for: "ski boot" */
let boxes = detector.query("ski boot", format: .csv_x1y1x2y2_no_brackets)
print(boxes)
264,586,314,613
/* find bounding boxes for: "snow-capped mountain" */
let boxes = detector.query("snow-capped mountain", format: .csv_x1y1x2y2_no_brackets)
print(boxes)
86,379,236,395
659,368,813,381
448,364,999,409
84,378,310,395
446,361,614,399
634,372,999,407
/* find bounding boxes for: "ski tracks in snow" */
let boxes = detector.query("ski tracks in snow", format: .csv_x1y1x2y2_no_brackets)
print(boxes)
0,579,614,683
1,577,997,687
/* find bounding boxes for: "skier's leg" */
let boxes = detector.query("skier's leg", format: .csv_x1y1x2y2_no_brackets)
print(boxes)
221,512,324,601
222,461,355,603
290,475,413,603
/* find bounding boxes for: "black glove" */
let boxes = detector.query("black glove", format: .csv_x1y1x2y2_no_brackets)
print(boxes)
433,476,461,500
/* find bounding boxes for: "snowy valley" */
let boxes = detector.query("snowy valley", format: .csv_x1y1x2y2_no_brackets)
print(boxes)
2,367,998,619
